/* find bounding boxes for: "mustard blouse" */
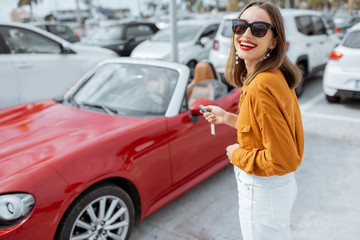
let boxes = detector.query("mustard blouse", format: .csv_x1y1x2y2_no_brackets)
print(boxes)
231,69,304,176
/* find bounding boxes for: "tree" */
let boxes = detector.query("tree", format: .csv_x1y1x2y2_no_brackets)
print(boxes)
17,0,38,21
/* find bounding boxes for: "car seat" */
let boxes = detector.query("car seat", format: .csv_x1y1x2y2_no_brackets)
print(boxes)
187,62,227,105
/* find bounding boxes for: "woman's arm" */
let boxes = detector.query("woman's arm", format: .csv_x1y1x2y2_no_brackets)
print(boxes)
202,105,238,128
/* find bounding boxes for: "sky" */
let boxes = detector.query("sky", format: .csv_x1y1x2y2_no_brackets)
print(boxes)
0,0,140,22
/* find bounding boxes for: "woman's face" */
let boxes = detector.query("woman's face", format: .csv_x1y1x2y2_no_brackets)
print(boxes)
234,6,277,71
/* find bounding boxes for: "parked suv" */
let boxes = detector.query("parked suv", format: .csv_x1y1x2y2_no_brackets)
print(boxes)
209,9,340,96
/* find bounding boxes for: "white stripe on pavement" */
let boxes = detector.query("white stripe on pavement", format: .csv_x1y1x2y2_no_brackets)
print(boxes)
300,93,324,112
302,112,360,123
299,93,360,123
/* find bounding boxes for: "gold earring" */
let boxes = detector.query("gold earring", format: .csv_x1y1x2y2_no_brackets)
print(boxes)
235,51,239,64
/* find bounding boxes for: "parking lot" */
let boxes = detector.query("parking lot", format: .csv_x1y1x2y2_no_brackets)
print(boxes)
132,73,360,240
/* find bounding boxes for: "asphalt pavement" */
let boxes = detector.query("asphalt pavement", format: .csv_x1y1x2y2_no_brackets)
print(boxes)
132,74,360,240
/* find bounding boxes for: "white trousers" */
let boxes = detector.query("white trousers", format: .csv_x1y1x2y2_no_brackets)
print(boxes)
234,166,297,240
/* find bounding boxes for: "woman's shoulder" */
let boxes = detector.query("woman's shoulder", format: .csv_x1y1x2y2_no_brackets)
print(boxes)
251,69,288,91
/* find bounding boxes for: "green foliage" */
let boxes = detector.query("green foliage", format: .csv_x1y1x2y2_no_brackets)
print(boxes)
17,0,38,8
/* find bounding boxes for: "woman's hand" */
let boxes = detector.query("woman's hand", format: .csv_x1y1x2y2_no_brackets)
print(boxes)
226,143,239,160
200,105,227,125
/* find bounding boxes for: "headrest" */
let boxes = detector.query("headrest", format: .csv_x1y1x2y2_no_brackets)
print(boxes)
193,62,216,84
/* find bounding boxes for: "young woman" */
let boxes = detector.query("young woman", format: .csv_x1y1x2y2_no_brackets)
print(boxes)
202,1,304,239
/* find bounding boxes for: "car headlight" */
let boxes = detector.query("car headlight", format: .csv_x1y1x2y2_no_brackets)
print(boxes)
0,193,35,226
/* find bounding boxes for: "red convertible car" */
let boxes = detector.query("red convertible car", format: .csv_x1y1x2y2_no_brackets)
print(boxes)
0,58,239,239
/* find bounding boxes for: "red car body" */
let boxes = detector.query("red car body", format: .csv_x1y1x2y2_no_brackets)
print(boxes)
0,83,239,239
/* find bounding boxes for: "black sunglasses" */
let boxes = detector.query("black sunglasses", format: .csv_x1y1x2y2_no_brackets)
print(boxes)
232,19,275,38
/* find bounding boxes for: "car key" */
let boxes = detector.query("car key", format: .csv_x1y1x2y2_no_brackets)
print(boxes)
199,105,215,135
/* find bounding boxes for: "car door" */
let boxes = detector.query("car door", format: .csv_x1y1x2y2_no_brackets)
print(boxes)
311,15,332,67
0,26,83,106
167,89,240,184
195,24,220,61
294,15,322,71
0,38,18,108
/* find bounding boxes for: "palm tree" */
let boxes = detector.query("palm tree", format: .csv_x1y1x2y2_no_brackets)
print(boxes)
17,0,38,21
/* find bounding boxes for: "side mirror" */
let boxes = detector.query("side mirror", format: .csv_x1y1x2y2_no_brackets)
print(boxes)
61,45,75,54
190,98,215,116
199,37,210,47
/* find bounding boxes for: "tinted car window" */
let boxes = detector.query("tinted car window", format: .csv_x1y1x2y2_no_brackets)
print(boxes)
0,26,61,54
295,16,314,35
343,30,360,48
221,19,233,38
126,25,154,38
201,24,219,39
312,16,326,35
152,25,202,42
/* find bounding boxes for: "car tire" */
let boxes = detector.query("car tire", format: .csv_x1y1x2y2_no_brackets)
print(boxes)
295,63,306,97
326,94,341,103
55,183,135,240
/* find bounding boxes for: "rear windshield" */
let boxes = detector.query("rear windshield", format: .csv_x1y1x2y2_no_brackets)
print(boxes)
343,30,360,48
87,25,125,41
152,25,201,42
221,19,233,38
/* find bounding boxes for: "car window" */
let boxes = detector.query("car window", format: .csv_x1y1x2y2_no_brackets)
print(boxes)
152,25,202,42
311,16,327,35
0,41,5,53
87,25,125,41
343,30,360,48
126,25,154,38
0,26,62,54
221,19,233,38
201,24,219,39
72,63,179,116
295,16,314,36
47,25,79,42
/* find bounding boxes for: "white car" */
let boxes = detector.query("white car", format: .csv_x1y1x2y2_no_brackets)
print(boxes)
130,19,220,76
323,23,360,103
208,12,239,77
0,22,117,108
209,9,339,96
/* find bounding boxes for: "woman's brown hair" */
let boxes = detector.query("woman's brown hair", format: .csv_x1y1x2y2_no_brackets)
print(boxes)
224,1,301,89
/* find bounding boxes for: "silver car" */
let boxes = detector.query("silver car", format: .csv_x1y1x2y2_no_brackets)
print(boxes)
0,22,117,108
131,19,220,76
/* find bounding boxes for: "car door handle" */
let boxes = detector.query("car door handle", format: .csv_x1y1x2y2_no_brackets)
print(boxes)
306,43,311,47
16,62,34,69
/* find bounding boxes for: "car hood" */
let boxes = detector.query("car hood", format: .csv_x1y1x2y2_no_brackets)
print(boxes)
0,100,149,181
131,40,190,60
70,43,117,57
79,39,126,47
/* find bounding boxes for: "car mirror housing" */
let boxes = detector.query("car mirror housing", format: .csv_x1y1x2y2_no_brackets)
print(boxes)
190,98,215,116
199,37,210,47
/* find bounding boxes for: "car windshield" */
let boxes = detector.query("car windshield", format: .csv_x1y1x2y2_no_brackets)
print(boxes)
86,25,125,41
221,19,233,38
151,25,202,42
47,25,79,43
343,30,360,48
70,63,179,116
